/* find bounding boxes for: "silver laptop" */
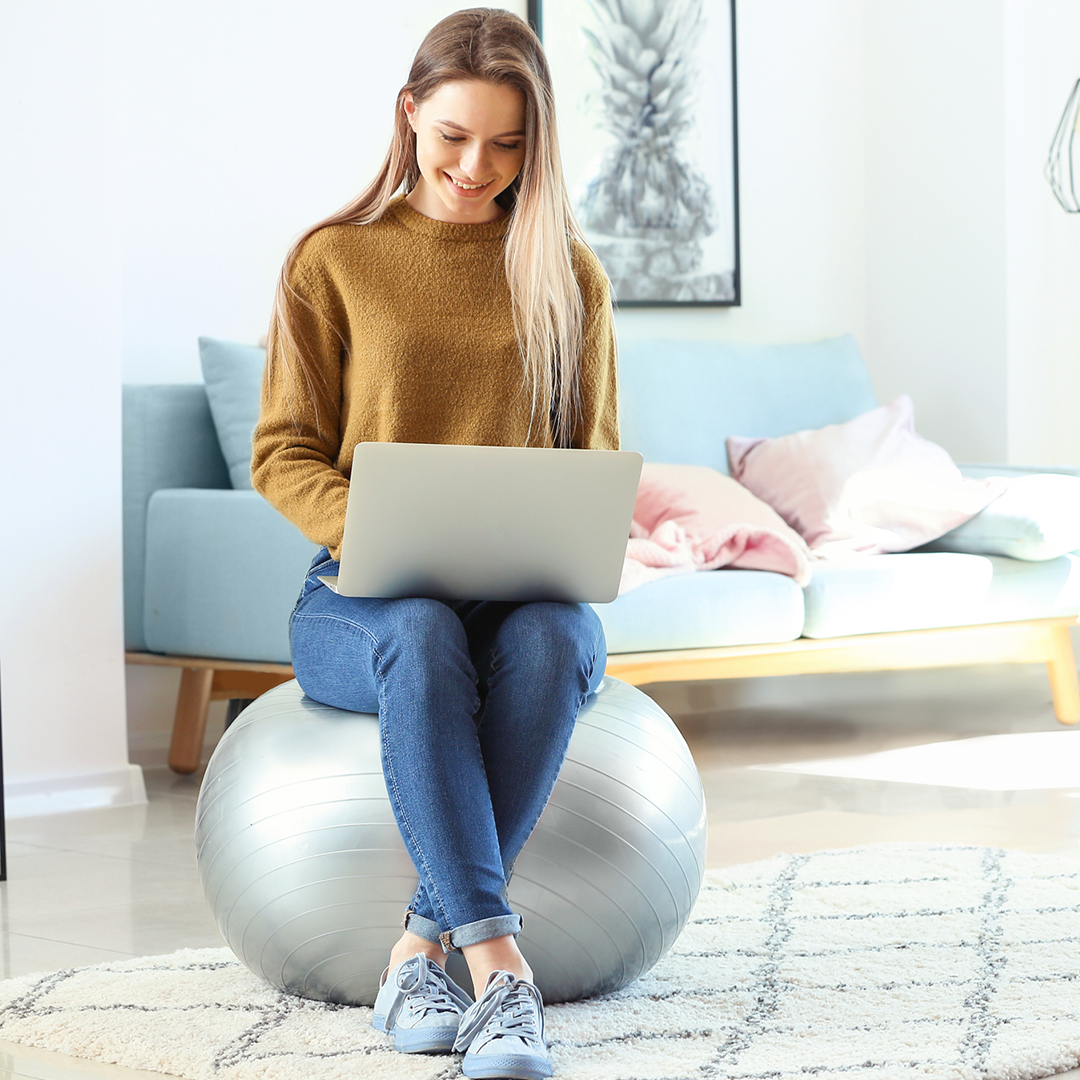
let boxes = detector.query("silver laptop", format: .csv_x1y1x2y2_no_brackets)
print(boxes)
318,442,642,603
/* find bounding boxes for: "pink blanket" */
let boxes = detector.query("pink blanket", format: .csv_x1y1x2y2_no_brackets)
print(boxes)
619,464,813,595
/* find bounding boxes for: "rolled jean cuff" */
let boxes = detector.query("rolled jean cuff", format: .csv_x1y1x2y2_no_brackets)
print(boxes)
402,910,442,945
438,914,523,954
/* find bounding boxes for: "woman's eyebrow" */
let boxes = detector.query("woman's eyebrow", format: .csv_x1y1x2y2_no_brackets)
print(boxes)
435,119,525,138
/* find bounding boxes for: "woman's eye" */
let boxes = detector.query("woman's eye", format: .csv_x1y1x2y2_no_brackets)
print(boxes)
496,142,522,152
439,133,465,144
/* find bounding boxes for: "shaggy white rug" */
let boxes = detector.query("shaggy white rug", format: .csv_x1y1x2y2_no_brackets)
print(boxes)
1,844,1079,1080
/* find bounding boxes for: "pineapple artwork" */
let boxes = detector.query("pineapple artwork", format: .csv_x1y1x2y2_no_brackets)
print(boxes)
575,0,735,302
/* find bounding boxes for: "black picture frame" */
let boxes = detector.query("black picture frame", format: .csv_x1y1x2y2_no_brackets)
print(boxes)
529,0,740,307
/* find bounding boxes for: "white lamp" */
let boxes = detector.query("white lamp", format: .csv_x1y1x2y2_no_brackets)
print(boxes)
1047,78,1080,212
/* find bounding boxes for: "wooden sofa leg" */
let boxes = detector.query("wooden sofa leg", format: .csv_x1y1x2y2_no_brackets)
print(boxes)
1047,624,1080,725
168,667,215,774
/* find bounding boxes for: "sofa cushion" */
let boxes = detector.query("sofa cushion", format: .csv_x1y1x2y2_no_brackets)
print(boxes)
801,552,1080,639
198,336,265,490
727,395,1000,557
924,473,1080,561
143,488,318,663
616,334,878,473
595,568,805,654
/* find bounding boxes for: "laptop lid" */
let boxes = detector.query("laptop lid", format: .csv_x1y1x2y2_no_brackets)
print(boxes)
320,442,642,603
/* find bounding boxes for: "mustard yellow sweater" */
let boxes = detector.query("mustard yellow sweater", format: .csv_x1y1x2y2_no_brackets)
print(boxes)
251,195,620,558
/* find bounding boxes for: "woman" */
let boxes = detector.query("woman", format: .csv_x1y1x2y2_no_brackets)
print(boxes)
251,9,618,1079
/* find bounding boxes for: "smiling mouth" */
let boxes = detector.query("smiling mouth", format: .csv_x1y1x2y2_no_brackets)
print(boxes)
446,174,492,191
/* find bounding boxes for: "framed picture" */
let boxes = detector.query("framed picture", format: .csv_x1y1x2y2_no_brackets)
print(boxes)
529,0,740,306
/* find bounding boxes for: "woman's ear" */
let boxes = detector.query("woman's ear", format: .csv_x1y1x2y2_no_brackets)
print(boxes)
402,92,418,131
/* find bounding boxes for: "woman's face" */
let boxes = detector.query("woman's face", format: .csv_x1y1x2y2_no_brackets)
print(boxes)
404,79,527,225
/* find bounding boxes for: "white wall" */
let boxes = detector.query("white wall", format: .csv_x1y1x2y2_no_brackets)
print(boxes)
862,0,1009,463
862,0,1080,467
0,4,144,813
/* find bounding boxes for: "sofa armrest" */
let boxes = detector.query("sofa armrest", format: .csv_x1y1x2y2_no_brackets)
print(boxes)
123,384,232,650
143,488,318,664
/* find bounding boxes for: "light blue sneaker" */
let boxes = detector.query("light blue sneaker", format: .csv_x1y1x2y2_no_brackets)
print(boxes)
371,952,473,1054
453,970,553,1080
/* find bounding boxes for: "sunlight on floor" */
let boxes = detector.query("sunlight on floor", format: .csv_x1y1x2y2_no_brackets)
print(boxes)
756,729,1080,791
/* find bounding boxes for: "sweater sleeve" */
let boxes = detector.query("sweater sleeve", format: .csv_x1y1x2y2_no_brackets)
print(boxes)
251,240,351,559
571,242,620,451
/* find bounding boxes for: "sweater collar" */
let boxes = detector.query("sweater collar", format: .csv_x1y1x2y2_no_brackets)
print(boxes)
388,193,510,242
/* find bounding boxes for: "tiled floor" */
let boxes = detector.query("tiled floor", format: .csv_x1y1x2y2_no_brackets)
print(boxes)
2,660,1080,1077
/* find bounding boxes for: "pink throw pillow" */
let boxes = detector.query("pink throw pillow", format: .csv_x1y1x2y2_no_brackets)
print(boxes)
621,463,812,593
726,396,1002,558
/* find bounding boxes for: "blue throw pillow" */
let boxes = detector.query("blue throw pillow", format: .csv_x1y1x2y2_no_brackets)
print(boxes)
926,473,1080,560
198,336,265,490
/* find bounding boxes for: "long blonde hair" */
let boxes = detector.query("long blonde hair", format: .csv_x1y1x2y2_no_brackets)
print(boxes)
267,7,595,446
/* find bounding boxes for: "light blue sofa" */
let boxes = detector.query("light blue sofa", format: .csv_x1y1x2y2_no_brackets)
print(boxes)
123,335,1080,771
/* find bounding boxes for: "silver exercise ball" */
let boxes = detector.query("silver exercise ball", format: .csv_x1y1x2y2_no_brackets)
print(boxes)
195,677,706,1006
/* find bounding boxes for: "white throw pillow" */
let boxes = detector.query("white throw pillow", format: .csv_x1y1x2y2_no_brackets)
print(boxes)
925,473,1080,560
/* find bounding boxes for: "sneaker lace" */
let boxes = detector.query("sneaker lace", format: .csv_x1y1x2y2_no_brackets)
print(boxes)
384,955,463,1030
486,981,542,1040
454,972,545,1052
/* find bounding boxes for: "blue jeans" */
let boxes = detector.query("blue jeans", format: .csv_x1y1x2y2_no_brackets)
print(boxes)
289,548,607,952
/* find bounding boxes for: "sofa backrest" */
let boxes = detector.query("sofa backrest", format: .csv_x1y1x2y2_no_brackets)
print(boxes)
123,384,231,651
616,334,879,472
122,334,878,649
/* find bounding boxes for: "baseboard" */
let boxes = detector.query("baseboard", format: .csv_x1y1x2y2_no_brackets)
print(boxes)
129,741,220,771
4,764,148,818
127,698,227,771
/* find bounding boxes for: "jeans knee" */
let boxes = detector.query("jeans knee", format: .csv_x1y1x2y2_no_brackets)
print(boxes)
388,597,460,642
499,602,604,681
377,598,474,686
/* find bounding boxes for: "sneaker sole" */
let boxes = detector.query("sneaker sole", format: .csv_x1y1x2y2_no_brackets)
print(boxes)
462,1050,553,1079
373,1014,458,1054
395,1027,459,1054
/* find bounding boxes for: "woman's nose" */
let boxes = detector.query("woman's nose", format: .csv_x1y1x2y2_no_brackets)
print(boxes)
460,142,489,179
